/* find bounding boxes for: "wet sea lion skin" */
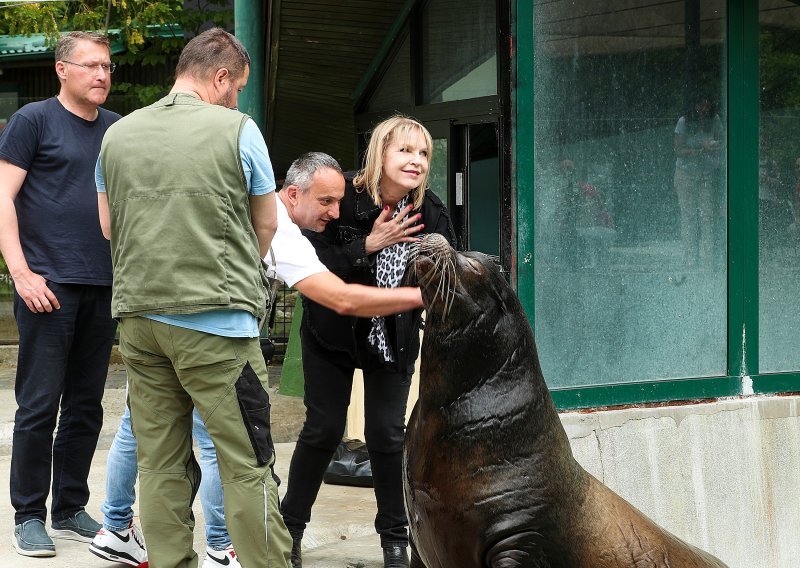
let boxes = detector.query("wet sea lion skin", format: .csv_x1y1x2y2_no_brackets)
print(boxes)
403,234,729,568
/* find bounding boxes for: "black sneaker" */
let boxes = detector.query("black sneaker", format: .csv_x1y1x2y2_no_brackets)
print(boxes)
12,519,56,557
51,510,101,543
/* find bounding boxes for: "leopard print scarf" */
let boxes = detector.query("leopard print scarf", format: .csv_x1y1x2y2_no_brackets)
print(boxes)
367,195,411,363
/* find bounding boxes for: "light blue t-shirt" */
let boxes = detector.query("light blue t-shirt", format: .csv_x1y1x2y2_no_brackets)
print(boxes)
97,117,275,337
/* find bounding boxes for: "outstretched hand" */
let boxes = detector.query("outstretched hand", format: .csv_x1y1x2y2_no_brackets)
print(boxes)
365,204,423,255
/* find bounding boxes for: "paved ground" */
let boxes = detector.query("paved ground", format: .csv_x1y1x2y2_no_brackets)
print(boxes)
0,362,388,568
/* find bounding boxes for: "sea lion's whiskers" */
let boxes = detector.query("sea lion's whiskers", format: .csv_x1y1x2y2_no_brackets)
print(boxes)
441,257,456,318
433,255,456,316
413,234,459,317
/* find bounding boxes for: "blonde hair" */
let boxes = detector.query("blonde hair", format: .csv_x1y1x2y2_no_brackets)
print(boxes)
353,115,433,210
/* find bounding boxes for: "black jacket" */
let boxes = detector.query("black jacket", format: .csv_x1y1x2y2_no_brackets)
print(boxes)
301,172,457,372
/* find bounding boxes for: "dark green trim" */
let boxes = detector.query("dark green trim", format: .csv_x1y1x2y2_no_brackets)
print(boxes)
265,0,281,149
751,373,800,395
512,0,534,313
551,376,742,411
351,0,416,104
355,96,500,131
727,0,760,379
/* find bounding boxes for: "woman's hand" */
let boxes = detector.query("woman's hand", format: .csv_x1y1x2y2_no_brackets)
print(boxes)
365,204,424,254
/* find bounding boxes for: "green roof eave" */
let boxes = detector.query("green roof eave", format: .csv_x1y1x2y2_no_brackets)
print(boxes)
0,23,182,63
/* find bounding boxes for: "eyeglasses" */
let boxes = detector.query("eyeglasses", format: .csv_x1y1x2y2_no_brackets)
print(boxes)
61,60,116,74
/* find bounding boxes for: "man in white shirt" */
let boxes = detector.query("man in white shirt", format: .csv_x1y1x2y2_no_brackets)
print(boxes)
267,152,423,315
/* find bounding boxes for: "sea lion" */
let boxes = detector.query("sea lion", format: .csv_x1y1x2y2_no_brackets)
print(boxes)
403,234,728,568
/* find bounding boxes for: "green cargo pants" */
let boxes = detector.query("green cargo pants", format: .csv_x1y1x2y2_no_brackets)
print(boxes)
118,316,292,568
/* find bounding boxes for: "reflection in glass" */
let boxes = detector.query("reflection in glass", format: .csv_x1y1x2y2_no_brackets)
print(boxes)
0,90,19,123
468,124,500,257
673,94,724,267
532,0,727,388
421,0,496,103
366,35,411,113
758,2,800,373
428,138,449,207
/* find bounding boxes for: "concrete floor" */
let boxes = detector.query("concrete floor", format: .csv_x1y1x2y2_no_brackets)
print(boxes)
0,363,388,568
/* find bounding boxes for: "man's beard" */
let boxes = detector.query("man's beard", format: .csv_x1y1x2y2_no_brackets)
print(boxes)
216,84,235,109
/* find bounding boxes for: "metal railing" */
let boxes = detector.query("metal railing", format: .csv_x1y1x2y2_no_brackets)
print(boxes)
265,284,299,362
0,281,302,354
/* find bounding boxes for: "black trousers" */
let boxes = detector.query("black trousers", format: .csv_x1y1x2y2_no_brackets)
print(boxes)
280,331,412,547
10,283,116,524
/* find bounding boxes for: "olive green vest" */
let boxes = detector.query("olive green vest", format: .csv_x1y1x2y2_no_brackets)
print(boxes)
101,93,266,319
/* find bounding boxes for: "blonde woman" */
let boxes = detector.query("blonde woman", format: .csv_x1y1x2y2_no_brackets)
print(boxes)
281,115,456,568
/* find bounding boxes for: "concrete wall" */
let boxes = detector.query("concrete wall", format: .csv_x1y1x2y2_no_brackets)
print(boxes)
563,396,800,568
349,379,799,567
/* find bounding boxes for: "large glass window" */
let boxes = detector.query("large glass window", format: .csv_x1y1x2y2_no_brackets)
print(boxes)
0,86,19,126
421,0,497,103
428,137,449,206
366,35,411,113
758,2,800,373
533,1,727,388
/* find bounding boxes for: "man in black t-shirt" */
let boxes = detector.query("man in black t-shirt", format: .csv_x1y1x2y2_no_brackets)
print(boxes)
0,31,120,558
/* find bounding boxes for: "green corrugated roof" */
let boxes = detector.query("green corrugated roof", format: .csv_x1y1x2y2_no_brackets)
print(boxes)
0,24,181,61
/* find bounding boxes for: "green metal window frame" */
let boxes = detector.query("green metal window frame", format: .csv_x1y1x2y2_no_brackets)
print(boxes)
513,0,797,410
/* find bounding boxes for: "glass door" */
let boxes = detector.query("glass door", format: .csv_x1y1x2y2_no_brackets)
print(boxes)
453,122,501,258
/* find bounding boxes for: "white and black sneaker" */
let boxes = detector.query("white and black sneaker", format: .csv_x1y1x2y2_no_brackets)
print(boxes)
88,521,148,567
203,544,242,568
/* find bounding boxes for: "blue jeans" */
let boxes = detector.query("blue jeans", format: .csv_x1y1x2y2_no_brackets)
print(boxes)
102,402,231,550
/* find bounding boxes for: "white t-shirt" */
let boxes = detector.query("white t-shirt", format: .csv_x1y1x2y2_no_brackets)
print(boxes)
266,195,328,286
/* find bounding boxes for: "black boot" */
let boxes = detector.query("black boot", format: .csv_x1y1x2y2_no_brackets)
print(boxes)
290,536,302,568
382,545,409,568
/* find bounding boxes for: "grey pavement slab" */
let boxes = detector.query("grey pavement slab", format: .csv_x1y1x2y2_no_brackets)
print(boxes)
0,444,384,567
0,365,384,567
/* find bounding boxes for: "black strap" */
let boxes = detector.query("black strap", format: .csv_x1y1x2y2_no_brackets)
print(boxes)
259,247,280,338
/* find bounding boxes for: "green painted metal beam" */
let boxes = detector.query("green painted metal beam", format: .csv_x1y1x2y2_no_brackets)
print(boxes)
751,373,800,395
513,0,535,322
235,0,266,132
727,0,760,381
551,376,742,411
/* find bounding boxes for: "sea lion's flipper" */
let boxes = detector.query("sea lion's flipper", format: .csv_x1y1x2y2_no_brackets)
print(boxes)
485,532,551,568
409,538,426,568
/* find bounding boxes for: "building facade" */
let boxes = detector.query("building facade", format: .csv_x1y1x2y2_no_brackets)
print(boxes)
340,2,800,565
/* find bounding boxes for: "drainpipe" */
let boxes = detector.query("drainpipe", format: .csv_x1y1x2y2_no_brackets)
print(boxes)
235,0,266,132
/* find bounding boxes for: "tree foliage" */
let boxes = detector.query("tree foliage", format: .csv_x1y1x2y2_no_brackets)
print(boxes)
0,1,234,103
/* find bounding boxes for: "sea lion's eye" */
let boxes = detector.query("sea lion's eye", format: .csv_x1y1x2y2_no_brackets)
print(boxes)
465,258,482,273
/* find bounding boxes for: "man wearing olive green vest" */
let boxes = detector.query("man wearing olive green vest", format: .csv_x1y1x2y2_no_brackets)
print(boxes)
97,28,291,568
